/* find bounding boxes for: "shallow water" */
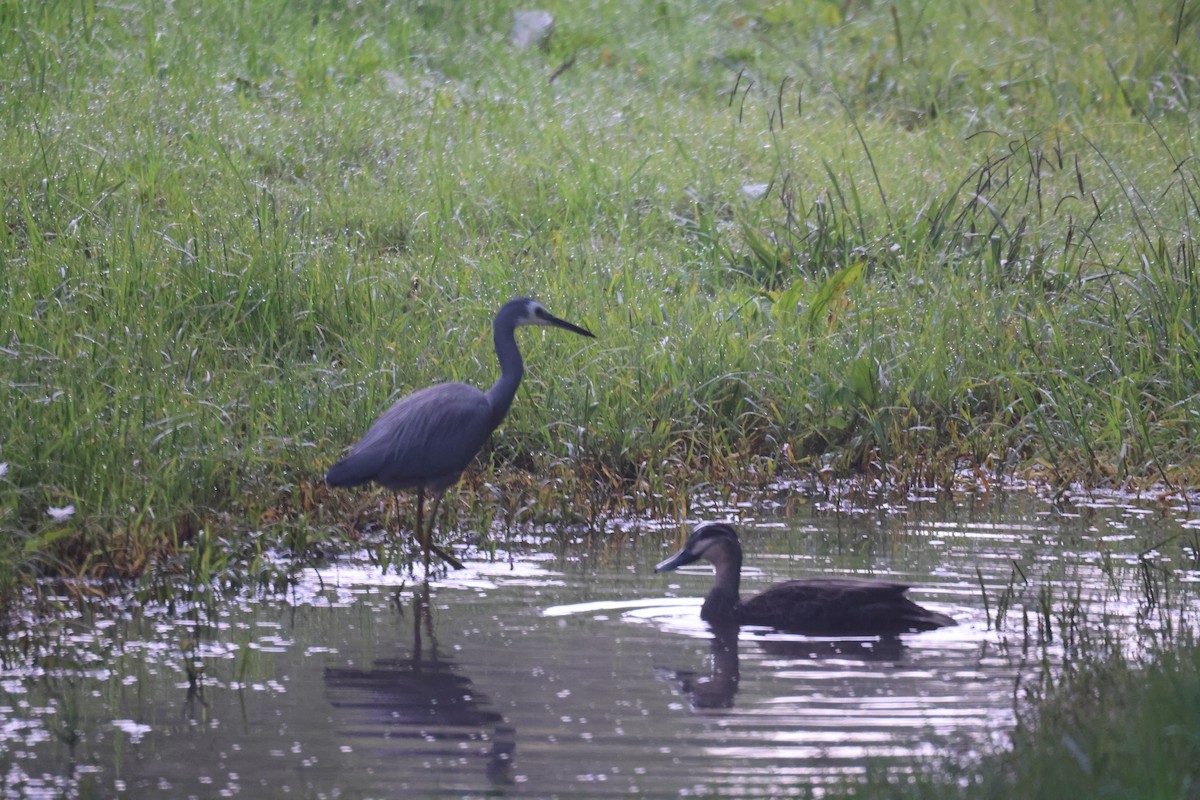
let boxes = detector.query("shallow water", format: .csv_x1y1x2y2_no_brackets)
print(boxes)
2,494,1199,798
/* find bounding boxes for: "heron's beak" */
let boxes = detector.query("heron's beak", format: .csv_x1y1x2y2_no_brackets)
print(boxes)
655,545,699,573
537,308,595,338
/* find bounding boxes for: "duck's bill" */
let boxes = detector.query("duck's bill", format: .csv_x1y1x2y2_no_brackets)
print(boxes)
537,307,596,338
655,547,698,573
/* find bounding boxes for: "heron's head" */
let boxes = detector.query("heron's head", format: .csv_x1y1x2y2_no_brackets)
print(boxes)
509,297,595,338
655,523,742,572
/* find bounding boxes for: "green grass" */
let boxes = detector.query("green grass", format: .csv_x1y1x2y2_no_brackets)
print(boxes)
846,636,1200,800
3,0,1200,590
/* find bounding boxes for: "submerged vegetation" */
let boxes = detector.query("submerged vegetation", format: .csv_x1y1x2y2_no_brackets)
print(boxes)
2,0,1200,592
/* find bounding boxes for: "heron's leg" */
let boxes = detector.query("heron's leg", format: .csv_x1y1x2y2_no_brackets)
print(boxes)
425,492,442,558
426,492,465,570
414,485,431,577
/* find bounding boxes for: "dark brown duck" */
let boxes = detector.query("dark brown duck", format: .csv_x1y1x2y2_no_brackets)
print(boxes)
655,523,955,635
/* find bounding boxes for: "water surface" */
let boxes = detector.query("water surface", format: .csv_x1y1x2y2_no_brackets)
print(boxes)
3,494,1199,798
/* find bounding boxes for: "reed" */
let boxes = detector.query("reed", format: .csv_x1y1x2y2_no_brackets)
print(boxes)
849,634,1200,800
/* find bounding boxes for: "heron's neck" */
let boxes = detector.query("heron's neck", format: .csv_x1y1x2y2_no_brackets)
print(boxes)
484,318,524,428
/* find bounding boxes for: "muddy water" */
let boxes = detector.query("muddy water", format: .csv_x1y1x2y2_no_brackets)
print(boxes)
2,494,1199,798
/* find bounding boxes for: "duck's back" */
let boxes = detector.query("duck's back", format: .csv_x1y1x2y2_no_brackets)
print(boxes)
737,577,952,635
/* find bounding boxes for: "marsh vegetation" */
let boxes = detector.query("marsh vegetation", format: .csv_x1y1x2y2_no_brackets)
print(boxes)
3,0,1200,586
2,1,1200,795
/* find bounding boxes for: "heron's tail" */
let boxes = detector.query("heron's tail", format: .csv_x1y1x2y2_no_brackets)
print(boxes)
326,454,374,487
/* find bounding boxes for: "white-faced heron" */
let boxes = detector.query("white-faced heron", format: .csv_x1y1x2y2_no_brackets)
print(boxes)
327,297,595,574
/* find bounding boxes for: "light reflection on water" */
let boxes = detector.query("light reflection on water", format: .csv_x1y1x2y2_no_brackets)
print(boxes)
1,496,1198,798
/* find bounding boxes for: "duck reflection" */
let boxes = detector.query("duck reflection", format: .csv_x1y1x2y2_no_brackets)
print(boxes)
323,586,516,786
674,625,909,711
753,633,908,662
674,623,741,709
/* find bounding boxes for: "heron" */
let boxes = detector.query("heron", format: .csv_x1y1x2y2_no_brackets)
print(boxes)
327,297,595,574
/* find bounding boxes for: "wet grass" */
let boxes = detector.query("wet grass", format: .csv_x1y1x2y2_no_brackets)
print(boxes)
827,499,1200,800
2,0,1200,592
847,635,1200,800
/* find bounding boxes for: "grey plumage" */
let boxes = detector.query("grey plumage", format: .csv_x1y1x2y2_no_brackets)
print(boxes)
328,297,595,572
656,523,955,635
326,383,496,492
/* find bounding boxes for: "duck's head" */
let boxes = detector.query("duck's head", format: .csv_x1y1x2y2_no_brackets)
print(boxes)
655,522,743,573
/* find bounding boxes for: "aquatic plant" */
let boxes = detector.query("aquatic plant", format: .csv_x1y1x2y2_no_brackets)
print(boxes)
845,633,1200,800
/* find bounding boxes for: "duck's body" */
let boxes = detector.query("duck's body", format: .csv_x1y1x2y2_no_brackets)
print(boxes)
656,523,954,635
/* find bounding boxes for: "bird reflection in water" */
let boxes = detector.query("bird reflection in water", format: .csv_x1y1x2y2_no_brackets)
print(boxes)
674,623,741,709
673,625,910,711
323,586,516,786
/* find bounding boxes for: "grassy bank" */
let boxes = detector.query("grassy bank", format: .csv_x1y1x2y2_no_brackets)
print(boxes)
2,0,1200,589
848,637,1200,800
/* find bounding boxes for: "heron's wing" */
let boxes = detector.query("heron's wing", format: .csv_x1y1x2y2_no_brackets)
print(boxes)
328,382,494,490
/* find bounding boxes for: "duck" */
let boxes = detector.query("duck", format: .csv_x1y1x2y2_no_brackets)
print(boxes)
655,523,954,635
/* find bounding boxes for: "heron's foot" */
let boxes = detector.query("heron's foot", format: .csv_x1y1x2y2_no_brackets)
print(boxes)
429,543,465,570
